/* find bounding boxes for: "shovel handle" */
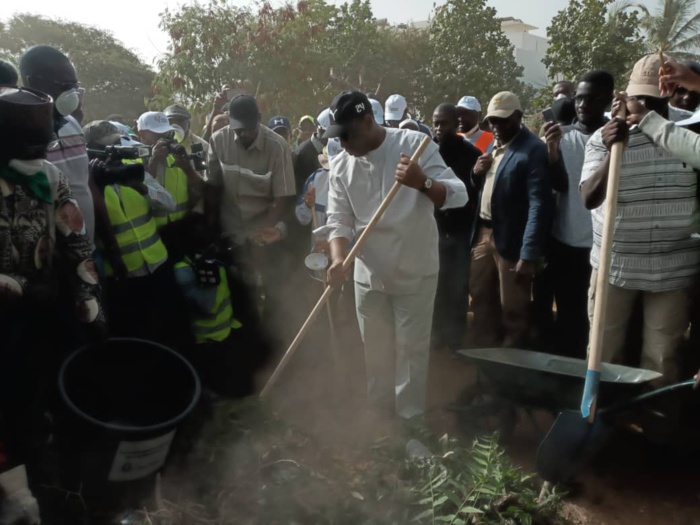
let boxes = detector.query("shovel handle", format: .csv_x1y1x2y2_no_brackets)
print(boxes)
260,135,433,398
582,94,627,421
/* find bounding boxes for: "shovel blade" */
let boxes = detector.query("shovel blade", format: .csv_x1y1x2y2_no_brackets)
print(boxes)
536,410,613,484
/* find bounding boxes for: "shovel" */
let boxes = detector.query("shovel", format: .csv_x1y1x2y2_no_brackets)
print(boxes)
260,135,433,398
536,379,695,484
536,92,627,483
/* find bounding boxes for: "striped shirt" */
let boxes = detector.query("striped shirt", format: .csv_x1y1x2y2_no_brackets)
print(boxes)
45,116,94,243
580,128,700,292
208,124,295,243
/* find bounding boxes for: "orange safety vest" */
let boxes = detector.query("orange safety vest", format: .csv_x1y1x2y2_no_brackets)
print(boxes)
474,131,495,154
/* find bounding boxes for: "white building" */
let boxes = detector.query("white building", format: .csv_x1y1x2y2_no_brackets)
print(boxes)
500,17,550,88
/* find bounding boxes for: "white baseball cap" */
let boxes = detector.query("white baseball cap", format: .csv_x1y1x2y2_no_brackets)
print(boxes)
370,99,384,124
317,108,331,131
457,96,481,112
384,94,407,121
137,111,175,134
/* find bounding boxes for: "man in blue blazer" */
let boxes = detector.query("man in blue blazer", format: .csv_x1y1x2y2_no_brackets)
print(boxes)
469,92,552,348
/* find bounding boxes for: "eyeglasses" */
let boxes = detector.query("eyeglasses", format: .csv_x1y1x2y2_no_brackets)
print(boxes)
31,75,81,92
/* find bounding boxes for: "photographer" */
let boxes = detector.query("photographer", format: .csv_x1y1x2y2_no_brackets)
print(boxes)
85,120,192,350
164,104,209,177
135,111,204,229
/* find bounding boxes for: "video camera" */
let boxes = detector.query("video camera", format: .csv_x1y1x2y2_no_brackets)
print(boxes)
87,145,149,187
162,139,207,172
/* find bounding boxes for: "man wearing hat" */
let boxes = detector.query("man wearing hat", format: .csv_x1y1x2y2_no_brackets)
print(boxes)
0,86,105,523
296,115,316,147
164,103,209,154
268,115,292,143
136,111,204,229
325,91,467,420
456,96,494,154
384,94,432,137
581,54,700,384
294,108,331,194
469,91,552,349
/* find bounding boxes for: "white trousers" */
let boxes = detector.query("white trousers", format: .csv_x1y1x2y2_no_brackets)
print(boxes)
355,275,438,420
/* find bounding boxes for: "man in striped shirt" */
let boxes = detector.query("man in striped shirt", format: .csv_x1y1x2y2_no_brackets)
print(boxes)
580,54,700,383
20,46,95,243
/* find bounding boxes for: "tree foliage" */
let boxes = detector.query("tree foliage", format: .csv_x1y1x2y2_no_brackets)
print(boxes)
426,0,529,113
0,14,154,122
544,0,645,88
154,0,528,123
636,0,700,60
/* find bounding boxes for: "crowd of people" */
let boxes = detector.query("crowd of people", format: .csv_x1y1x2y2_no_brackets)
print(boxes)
1,41,700,522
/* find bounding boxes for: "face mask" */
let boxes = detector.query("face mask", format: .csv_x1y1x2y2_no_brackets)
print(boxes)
55,89,81,117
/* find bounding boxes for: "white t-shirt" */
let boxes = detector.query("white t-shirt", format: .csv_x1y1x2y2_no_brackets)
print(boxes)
326,128,468,295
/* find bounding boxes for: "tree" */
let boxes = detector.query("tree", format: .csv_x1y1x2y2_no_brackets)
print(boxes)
0,14,155,122
544,0,645,88
426,0,527,116
636,0,700,60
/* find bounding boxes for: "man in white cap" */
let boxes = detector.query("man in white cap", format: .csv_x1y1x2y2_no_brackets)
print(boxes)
370,98,385,126
456,96,494,154
384,94,432,137
325,91,467,420
470,91,552,349
581,54,700,385
136,111,204,228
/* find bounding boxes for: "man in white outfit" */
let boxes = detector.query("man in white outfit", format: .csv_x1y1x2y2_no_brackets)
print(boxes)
325,91,468,419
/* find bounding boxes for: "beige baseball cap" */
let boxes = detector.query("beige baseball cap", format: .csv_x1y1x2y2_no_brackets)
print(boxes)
626,54,664,98
485,91,522,119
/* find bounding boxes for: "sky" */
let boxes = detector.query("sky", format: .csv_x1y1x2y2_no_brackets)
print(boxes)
3,0,660,66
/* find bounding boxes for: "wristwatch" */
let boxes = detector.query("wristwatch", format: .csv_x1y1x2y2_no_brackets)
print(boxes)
420,178,433,192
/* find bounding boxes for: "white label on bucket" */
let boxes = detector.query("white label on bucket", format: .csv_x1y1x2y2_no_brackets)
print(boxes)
108,430,176,482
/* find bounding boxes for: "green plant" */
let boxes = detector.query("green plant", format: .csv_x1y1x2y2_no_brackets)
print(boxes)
408,434,562,525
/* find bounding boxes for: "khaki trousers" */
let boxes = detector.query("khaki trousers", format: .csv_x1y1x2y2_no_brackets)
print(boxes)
470,227,532,348
588,269,689,384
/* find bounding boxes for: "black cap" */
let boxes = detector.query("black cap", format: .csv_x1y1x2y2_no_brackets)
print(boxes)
228,94,260,130
323,91,373,139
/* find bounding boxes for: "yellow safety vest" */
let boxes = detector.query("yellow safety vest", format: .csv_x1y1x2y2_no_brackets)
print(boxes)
154,156,190,228
104,184,168,278
175,259,242,344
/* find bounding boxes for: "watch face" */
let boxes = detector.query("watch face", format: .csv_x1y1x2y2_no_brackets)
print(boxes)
425,178,433,189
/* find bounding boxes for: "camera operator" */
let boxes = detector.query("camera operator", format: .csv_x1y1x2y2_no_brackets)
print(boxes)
85,120,193,351
135,111,204,229
0,87,105,524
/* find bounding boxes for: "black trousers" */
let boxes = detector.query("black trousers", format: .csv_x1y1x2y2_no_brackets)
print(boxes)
549,238,592,358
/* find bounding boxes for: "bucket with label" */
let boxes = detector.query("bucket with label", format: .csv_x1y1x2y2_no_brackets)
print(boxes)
57,338,201,515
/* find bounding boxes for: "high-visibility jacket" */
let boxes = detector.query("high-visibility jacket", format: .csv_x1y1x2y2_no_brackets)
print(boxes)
473,130,495,154
104,184,168,278
125,157,190,228
174,259,242,344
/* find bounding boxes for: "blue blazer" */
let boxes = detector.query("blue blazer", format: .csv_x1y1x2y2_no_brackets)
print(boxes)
470,127,552,262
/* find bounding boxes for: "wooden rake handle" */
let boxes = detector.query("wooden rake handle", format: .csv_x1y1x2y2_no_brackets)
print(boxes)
260,135,433,398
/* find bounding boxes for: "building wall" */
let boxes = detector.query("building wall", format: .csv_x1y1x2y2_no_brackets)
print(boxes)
503,29,550,87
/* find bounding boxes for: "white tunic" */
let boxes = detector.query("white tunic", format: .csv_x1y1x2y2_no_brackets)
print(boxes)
326,128,468,295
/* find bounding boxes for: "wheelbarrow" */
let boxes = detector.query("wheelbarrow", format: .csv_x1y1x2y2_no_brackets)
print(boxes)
447,348,662,441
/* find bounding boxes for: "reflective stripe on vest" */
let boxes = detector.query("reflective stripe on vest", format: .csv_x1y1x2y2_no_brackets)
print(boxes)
175,262,242,343
104,185,168,278
155,159,189,228
474,131,495,154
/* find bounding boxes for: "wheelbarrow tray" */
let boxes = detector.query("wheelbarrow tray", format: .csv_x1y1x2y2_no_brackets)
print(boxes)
456,348,662,413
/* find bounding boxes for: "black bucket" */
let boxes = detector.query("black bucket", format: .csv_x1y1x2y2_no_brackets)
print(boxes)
57,338,200,515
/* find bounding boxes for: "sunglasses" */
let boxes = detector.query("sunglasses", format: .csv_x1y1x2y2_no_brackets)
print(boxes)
32,75,81,92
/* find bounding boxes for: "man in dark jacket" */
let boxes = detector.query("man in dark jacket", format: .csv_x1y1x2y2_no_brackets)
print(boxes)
431,103,481,351
293,108,330,194
470,92,552,348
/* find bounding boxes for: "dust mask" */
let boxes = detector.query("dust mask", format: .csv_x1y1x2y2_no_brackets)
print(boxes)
55,89,81,117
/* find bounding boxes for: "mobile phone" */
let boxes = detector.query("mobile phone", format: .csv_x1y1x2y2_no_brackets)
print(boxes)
542,108,555,123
